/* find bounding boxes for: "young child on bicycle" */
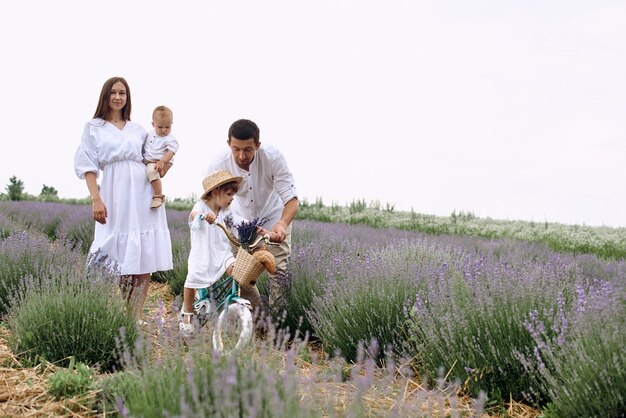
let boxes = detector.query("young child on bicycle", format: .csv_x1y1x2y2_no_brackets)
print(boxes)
179,170,244,337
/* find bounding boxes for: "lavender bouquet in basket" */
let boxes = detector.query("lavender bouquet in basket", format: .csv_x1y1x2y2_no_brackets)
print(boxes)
225,215,275,284
224,215,269,250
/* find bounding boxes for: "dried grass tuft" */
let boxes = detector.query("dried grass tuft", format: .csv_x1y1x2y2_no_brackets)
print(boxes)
1,326,102,417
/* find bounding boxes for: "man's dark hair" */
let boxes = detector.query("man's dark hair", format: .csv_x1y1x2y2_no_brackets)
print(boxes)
228,119,260,144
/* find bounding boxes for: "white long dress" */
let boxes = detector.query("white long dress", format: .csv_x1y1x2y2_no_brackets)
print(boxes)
74,118,173,275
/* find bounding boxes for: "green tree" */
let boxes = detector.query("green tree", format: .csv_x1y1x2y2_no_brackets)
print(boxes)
6,176,24,201
40,184,59,201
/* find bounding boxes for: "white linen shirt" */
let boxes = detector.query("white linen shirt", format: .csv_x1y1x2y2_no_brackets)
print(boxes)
207,144,297,229
143,130,179,163
185,201,238,289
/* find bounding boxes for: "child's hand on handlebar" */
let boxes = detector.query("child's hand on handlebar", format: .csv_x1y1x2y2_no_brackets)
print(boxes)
201,212,217,224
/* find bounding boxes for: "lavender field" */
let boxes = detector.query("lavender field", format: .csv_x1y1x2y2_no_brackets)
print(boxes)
1,200,625,417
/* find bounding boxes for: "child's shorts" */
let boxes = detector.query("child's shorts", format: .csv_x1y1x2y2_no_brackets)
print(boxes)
145,161,173,181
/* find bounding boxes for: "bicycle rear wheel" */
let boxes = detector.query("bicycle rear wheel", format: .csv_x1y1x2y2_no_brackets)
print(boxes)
212,301,253,355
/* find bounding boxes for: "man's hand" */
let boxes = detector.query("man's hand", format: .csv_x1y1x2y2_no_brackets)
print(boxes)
270,220,287,243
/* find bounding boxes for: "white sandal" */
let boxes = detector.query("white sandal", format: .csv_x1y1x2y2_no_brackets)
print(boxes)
178,311,196,337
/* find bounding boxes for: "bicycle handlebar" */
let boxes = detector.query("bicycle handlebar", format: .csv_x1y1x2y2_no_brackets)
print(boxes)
212,221,241,247
247,233,278,250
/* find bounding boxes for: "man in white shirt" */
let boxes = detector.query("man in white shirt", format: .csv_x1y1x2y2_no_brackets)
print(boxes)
207,119,298,317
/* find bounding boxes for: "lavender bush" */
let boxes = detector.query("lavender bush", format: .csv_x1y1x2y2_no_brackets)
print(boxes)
100,328,309,418
289,218,626,409
0,211,22,239
522,279,626,416
307,240,431,363
0,201,94,252
6,262,137,371
56,205,93,254
279,240,330,336
98,317,481,418
0,201,72,241
406,245,626,404
0,231,84,316
284,221,424,340
293,337,486,417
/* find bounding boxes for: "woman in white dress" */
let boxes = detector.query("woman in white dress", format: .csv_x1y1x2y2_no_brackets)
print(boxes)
74,76,173,319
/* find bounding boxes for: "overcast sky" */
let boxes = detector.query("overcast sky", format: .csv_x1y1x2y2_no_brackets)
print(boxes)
1,0,624,227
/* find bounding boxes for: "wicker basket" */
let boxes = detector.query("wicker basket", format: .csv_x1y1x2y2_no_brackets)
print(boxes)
232,247,265,286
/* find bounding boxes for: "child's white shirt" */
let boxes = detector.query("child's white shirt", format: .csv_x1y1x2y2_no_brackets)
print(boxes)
184,201,242,289
143,130,180,162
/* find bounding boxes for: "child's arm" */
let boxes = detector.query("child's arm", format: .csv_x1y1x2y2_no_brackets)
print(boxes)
188,205,216,231
155,150,175,176
201,211,217,224
189,210,217,229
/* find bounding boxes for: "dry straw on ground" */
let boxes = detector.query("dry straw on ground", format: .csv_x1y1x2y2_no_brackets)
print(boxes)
0,326,103,417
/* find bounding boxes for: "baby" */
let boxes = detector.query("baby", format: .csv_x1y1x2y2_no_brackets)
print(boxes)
143,105,180,208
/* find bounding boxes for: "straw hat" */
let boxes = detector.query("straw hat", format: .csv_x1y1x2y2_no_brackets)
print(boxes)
201,170,243,199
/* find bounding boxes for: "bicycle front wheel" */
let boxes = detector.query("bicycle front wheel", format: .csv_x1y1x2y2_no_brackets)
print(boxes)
212,301,253,355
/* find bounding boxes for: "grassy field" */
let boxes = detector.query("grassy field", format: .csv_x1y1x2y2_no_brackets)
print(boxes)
0,200,624,417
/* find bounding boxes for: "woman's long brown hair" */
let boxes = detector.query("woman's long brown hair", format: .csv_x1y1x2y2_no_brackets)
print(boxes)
92,76,132,121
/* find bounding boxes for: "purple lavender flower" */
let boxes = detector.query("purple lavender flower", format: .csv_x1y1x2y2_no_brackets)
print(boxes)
235,216,269,249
